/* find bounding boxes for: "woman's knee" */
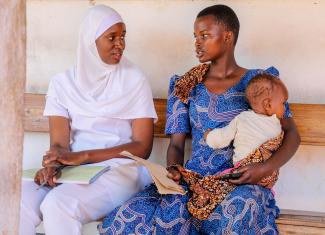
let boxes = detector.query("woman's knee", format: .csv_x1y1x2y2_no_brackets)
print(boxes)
40,189,79,219
40,191,59,216
230,184,271,199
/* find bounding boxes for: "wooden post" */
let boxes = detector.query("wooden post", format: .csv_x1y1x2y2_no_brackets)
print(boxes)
0,1,26,234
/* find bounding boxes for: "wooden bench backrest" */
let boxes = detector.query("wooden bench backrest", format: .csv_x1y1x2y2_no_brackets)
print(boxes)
24,93,325,146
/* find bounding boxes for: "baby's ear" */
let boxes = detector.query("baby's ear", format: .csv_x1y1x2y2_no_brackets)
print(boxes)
262,98,272,114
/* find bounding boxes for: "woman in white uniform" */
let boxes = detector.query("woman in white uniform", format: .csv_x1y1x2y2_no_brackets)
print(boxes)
19,5,157,235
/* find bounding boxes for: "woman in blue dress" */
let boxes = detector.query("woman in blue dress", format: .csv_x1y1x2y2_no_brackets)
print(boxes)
98,4,300,234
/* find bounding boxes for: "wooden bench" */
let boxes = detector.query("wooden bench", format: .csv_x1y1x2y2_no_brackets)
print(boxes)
24,93,325,234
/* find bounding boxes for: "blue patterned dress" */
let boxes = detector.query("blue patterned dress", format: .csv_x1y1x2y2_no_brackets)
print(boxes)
98,67,291,235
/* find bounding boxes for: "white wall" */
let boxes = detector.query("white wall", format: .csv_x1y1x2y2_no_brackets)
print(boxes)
24,0,325,212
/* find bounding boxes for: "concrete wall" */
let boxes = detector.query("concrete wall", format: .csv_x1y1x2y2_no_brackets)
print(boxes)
24,0,325,212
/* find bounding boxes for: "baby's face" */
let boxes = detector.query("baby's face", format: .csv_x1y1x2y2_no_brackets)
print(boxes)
268,82,289,119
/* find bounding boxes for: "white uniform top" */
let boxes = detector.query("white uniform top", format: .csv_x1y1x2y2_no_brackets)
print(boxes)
44,63,157,166
206,110,282,163
44,95,133,152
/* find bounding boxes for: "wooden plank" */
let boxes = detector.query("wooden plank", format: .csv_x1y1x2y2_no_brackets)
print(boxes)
290,104,325,146
277,224,325,235
276,210,325,234
152,98,167,138
0,1,26,234
277,209,325,228
280,209,325,220
24,94,325,146
23,95,169,135
24,93,48,132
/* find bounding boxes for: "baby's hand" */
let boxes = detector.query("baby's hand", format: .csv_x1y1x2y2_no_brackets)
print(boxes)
167,168,182,184
204,128,212,141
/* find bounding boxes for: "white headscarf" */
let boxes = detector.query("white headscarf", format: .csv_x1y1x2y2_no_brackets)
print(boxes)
77,5,123,96
46,5,157,120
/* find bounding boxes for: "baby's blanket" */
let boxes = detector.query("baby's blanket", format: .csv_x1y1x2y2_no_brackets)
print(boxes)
172,131,284,220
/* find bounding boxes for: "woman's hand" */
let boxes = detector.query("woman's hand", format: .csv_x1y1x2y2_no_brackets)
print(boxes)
167,168,182,184
42,147,87,167
229,163,269,185
34,167,62,187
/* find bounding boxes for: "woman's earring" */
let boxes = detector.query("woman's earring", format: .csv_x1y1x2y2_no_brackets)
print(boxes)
224,33,232,44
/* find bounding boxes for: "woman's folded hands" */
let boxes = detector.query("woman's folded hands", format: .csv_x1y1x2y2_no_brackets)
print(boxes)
42,146,87,167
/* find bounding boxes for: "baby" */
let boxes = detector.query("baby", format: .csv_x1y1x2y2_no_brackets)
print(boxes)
205,73,288,170
171,73,289,220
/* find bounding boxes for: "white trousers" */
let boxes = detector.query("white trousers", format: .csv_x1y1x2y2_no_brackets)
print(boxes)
19,158,151,235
